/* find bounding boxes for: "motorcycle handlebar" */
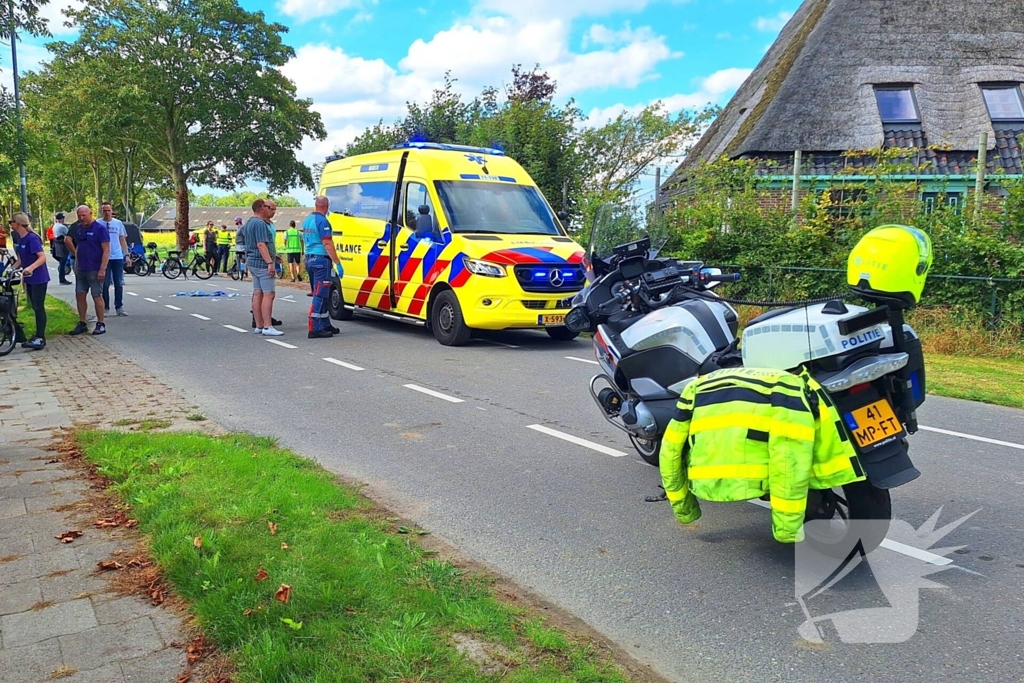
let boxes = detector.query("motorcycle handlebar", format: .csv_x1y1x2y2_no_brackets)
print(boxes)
704,273,741,283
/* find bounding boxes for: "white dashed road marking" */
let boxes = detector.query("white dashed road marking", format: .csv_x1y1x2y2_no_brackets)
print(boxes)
226,287,238,291
403,384,464,403
919,425,1024,451
223,325,248,333
745,500,952,566
127,292,138,297
144,298,158,303
526,424,626,457
191,314,211,321
566,356,599,365
266,339,297,349
165,305,182,311
324,358,364,371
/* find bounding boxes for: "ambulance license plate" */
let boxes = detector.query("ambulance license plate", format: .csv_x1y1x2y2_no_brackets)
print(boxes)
845,399,904,449
539,314,565,326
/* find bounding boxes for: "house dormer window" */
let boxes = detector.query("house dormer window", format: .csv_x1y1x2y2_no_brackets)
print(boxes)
981,85,1024,122
874,86,920,124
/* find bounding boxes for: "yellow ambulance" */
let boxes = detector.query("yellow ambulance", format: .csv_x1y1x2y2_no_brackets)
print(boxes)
319,142,586,345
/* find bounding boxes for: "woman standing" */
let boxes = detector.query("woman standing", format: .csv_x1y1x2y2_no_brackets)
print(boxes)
10,212,49,350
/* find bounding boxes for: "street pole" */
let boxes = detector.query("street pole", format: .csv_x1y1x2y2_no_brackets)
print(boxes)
9,0,28,214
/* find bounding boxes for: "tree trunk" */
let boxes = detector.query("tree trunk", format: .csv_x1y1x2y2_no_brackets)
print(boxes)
173,164,190,252
91,158,102,209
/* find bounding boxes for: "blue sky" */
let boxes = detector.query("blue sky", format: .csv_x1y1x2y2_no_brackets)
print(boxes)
2,0,798,204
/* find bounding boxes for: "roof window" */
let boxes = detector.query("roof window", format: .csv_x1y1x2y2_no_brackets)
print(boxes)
981,85,1024,122
874,86,920,124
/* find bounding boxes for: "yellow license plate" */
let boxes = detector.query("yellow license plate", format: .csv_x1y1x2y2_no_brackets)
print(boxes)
539,314,565,326
846,399,903,449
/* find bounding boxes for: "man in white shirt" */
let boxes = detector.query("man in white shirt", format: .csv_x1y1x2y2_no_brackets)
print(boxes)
98,202,130,316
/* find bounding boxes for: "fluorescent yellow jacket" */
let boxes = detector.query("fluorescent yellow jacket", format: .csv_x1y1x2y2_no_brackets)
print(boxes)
217,230,232,246
659,367,864,543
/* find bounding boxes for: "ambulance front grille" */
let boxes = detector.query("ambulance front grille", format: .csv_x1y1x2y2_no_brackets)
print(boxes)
521,300,550,310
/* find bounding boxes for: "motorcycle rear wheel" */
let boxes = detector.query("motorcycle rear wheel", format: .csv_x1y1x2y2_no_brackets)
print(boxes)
803,480,891,557
630,435,661,466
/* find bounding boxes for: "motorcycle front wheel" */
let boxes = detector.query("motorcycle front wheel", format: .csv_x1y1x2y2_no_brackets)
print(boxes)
803,480,891,557
630,435,661,467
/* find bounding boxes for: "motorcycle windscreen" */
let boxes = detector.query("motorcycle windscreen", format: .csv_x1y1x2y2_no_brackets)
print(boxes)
587,203,670,267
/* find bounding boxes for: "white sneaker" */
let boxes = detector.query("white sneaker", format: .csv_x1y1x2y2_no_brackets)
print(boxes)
262,327,284,337
253,328,263,335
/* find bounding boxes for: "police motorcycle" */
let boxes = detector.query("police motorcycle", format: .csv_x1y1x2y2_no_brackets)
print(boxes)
564,204,930,553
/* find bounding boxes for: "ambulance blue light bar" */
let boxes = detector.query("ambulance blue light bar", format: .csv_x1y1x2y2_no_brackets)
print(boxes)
392,142,506,156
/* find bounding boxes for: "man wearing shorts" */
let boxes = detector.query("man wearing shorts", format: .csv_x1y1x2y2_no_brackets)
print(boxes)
284,220,303,282
243,198,282,336
65,204,110,336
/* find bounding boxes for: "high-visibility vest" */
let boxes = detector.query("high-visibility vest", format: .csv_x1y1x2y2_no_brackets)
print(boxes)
284,228,302,253
217,230,232,246
659,367,864,543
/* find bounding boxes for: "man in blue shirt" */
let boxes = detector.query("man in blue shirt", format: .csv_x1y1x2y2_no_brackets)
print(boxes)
302,195,342,338
65,205,110,336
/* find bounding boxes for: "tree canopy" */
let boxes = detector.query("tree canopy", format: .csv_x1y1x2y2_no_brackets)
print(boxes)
32,0,324,248
339,65,713,234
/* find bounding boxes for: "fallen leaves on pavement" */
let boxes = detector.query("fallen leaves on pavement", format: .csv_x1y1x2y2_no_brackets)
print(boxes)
186,635,207,665
275,584,292,604
97,560,125,571
56,530,83,544
93,511,139,529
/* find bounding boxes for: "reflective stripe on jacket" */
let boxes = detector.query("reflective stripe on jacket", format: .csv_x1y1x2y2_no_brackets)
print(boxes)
659,367,863,543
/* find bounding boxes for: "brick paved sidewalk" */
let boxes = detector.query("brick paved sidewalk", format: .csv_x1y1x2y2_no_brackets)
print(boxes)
0,339,218,683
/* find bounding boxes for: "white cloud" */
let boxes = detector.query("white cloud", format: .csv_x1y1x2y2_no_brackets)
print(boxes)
37,0,85,36
754,11,793,32
277,0,359,22
477,0,650,21
585,67,752,123
278,0,682,199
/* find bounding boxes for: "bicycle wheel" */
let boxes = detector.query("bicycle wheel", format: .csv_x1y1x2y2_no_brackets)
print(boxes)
0,315,16,357
228,263,240,281
134,258,150,277
163,258,182,279
192,257,214,280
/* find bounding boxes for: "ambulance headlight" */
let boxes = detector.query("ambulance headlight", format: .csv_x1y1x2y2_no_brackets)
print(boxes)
464,257,507,278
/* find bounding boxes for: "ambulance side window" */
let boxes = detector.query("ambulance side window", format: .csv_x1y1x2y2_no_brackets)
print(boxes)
324,182,395,221
404,182,439,238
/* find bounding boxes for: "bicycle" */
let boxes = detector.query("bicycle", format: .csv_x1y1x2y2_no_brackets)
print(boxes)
0,268,25,357
163,247,214,280
125,244,149,276
227,251,247,281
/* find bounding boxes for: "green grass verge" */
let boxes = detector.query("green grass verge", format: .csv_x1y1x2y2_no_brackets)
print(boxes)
925,354,1024,409
77,430,637,683
16,294,79,337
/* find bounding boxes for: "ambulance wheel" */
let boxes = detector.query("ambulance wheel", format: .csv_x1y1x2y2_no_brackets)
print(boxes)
329,285,353,321
803,481,891,557
546,326,580,341
431,290,472,346
630,435,661,467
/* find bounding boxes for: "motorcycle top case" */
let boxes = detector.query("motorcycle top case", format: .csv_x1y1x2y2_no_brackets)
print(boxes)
741,302,886,372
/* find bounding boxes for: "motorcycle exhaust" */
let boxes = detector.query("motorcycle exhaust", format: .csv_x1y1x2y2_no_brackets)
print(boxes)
588,375,659,438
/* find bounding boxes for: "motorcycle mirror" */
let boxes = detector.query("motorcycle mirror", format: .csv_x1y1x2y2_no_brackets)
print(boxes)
557,210,568,222
565,307,593,334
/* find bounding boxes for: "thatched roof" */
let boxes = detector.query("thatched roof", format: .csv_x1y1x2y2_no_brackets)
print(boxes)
670,0,1024,184
140,206,313,232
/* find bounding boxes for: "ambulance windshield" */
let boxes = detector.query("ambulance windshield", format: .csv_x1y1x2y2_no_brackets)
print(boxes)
434,181,563,236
